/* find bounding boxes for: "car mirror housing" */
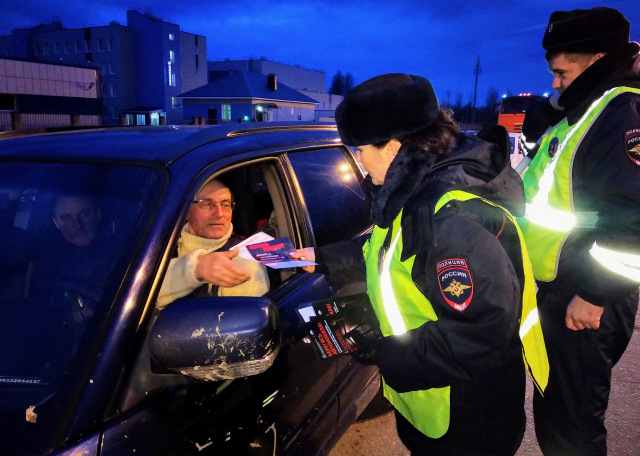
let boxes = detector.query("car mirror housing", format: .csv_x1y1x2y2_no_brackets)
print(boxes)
149,297,280,381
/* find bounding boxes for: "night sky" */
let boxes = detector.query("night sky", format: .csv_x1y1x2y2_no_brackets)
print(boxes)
2,0,639,106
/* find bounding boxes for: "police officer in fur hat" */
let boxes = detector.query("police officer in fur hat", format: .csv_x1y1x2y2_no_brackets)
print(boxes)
292,73,549,456
516,7,640,456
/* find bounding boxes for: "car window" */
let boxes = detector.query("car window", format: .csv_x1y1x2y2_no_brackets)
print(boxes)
288,147,372,246
0,162,164,456
155,165,281,311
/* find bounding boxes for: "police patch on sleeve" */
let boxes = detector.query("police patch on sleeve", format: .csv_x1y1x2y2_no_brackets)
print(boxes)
437,258,474,311
625,129,640,166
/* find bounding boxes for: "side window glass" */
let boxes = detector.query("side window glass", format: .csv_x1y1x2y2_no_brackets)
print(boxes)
288,148,372,246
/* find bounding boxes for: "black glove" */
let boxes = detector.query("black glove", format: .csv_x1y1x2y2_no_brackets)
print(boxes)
345,323,383,365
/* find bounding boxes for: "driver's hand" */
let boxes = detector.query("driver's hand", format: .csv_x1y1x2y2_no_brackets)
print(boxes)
290,247,316,273
195,249,250,288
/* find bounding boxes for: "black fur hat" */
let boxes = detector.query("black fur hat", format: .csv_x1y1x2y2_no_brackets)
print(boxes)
335,73,439,146
543,7,630,60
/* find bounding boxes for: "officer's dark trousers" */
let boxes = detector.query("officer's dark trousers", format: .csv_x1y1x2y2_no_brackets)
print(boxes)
395,343,526,456
533,286,639,456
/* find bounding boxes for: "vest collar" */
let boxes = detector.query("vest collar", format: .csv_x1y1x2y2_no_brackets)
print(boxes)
371,134,524,261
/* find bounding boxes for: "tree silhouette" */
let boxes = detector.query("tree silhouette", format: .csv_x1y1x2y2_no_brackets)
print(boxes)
344,72,355,94
329,71,355,97
329,71,344,96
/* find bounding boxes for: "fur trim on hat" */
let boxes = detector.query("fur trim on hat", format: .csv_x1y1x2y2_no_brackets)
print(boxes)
543,7,630,60
335,74,439,146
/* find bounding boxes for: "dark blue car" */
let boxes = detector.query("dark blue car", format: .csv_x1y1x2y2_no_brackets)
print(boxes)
0,123,379,456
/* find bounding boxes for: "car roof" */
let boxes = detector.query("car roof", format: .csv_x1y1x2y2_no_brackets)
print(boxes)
0,122,341,164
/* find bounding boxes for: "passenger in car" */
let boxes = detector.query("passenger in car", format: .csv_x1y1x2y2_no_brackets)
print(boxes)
157,178,269,308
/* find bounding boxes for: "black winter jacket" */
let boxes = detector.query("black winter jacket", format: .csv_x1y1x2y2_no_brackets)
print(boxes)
544,43,640,306
323,129,530,454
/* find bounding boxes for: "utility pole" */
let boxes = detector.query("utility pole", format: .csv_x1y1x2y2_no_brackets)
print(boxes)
472,57,481,124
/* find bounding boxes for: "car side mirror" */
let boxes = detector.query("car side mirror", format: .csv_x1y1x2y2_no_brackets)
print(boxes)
149,297,280,381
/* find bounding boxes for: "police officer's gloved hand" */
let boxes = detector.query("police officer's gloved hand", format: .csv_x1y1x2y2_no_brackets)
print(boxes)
521,93,565,160
346,323,383,365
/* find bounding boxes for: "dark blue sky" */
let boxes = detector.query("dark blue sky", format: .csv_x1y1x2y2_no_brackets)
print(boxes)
2,0,639,106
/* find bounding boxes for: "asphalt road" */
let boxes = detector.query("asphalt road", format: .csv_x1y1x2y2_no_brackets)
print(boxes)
330,310,640,456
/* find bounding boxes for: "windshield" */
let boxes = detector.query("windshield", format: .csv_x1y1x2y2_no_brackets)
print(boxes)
0,162,164,456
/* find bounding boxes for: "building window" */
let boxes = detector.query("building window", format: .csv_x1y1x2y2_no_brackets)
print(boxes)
169,50,175,62
112,107,119,119
126,114,135,125
110,84,117,97
54,43,61,54
98,39,104,51
43,43,48,55
136,114,146,125
76,40,82,53
171,96,176,108
34,44,40,55
222,104,231,121
84,40,90,52
169,33,174,41
108,38,115,51
64,42,70,53
195,54,199,69
100,62,105,74
109,62,115,74
101,84,107,97
167,61,176,87
195,35,198,46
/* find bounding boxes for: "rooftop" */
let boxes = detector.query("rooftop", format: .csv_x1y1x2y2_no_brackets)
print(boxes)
178,72,317,104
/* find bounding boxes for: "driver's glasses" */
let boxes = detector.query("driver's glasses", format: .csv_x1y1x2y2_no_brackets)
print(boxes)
192,199,235,212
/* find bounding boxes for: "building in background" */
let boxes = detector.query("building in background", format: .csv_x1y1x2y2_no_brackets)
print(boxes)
0,9,207,125
208,57,325,92
297,91,343,121
207,57,341,121
178,72,317,124
0,57,101,131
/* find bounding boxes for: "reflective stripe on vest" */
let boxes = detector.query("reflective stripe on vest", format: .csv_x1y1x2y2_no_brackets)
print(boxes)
364,191,549,439
380,228,407,335
519,86,640,281
435,190,549,394
590,242,640,282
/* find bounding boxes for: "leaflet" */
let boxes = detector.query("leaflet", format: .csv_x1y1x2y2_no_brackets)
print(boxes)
296,294,378,360
245,236,317,269
230,231,275,262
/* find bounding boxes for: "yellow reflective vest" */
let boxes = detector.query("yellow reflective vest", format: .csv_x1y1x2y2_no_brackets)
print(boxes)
364,190,549,438
519,87,640,283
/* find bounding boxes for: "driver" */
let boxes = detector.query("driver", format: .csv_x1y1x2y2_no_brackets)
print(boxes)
51,193,101,247
156,178,269,308
17,187,119,346
31,191,114,304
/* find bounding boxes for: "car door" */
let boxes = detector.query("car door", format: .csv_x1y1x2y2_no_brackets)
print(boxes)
284,146,379,436
99,148,363,456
